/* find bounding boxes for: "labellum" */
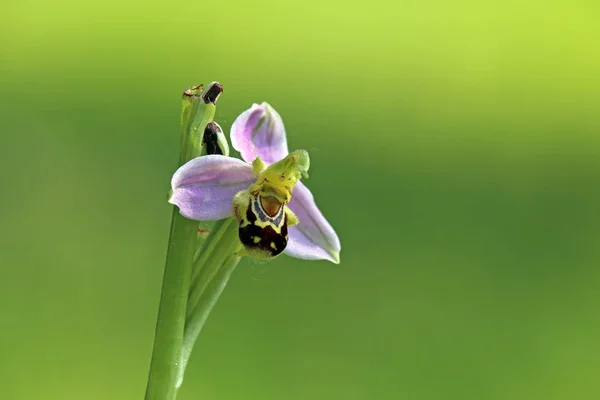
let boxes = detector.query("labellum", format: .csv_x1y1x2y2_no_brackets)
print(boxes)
237,193,289,258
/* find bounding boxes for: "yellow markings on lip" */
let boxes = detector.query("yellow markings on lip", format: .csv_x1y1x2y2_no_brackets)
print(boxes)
253,236,261,244
270,242,277,250
254,220,282,231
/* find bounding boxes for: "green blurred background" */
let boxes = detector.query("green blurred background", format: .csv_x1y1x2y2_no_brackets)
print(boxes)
2,0,600,399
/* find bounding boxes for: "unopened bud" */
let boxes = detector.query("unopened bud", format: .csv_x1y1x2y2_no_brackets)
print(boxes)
202,82,223,104
202,121,230,156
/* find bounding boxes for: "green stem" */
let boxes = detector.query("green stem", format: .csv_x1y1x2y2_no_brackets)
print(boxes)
145,209,197,400
145,83,220,400
176,219,242,389
192,219,227,274
188,218,236,319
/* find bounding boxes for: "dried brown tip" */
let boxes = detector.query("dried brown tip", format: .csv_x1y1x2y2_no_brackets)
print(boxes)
183,84,204,98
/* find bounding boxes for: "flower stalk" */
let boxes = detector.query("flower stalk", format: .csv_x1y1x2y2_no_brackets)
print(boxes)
145,83,222,400
176,218,242,389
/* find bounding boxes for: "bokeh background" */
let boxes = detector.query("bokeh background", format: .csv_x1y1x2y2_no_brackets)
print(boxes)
2,1,600,399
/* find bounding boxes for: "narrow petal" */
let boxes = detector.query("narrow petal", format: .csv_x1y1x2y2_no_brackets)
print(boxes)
284,181,341,263
169,155,254,220
230,102,289,164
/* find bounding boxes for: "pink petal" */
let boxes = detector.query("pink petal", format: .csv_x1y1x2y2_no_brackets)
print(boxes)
285,181,341,263
169,155,254,220
230,103,289,164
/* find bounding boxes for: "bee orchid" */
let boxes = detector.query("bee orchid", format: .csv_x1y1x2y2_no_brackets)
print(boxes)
169,102,341,263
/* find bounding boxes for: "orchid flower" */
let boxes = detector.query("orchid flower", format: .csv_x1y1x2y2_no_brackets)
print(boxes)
169,102,341,263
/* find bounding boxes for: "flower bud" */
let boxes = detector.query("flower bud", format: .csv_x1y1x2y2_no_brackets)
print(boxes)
202,81,223,104
202,121,230,156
